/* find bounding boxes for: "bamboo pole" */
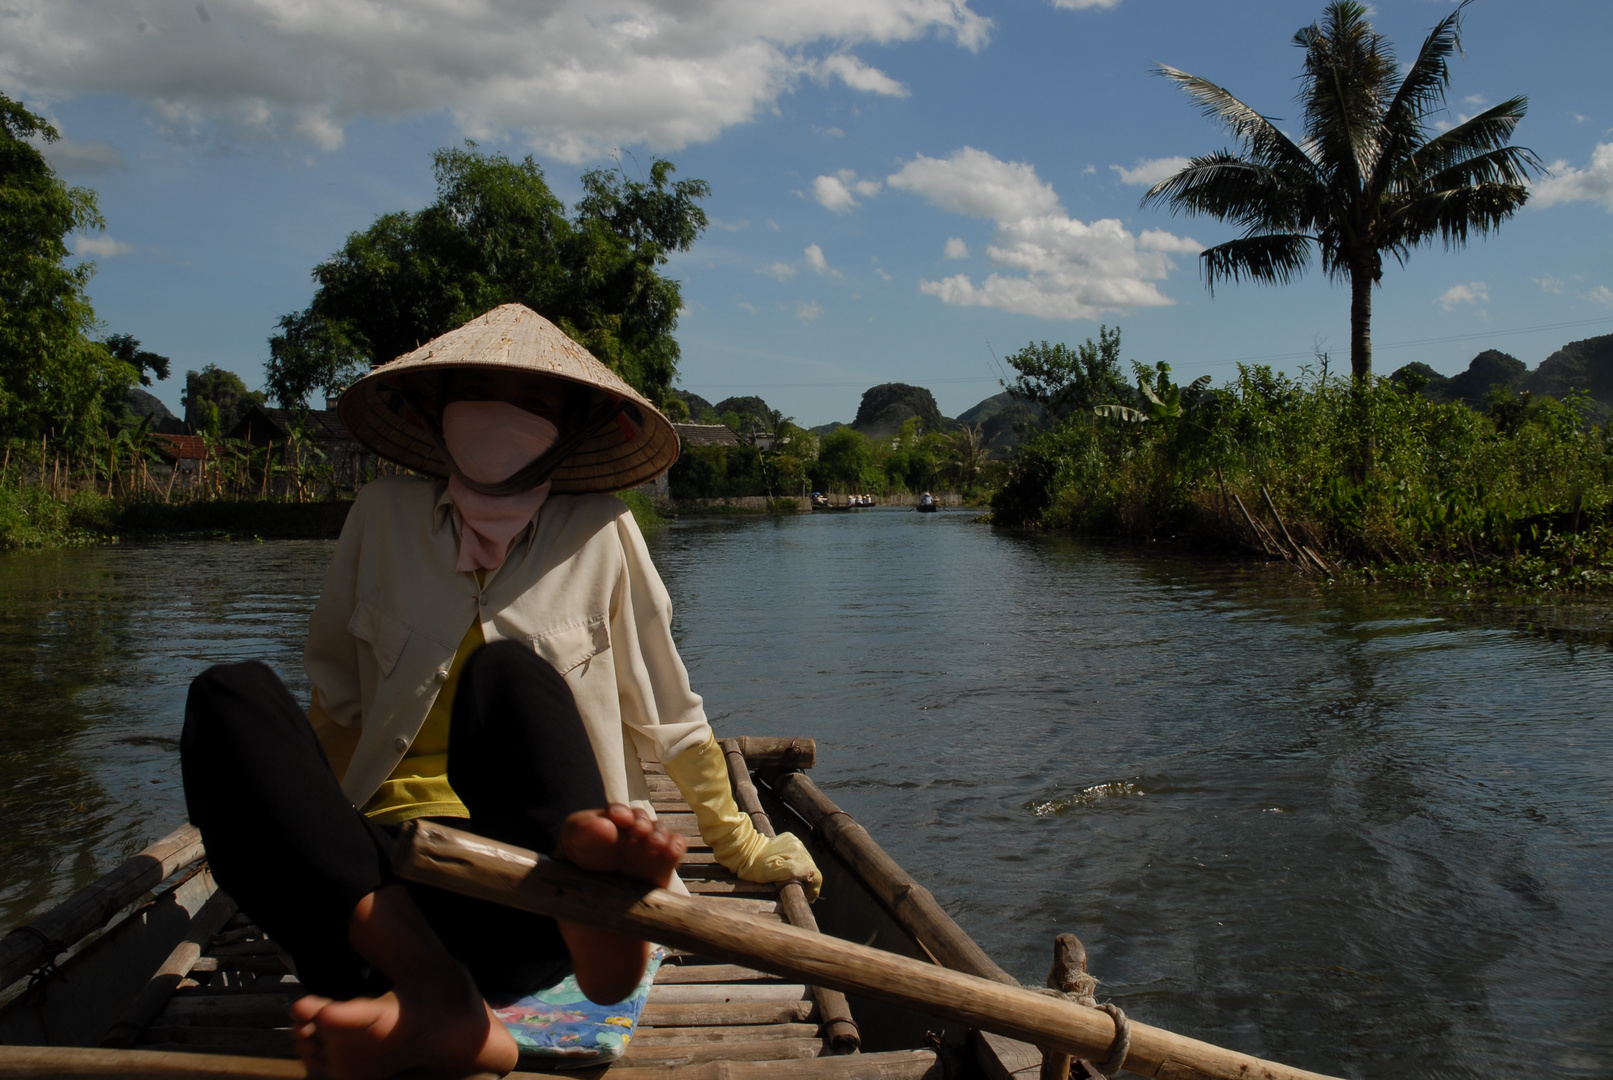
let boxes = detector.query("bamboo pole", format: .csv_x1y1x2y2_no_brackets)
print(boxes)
1258,488,1307,571
724,737,817,772
0,1045,942,1080
101,890,239,1048
393,821,1344,1080
0,824,205,992
763,772,1014,985
720,740,858,1053
1229,493,1275,558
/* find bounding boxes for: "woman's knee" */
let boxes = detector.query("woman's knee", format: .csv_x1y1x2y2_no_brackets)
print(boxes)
461,639,571,700
181,660,302,767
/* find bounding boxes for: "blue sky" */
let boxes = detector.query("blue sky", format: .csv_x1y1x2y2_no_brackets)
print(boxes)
9,0,1613,426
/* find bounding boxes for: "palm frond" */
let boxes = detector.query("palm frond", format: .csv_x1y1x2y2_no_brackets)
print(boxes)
1296,2,1399,191
1375,1,1468,180
1142,153,1319,230
1200,233,1314,295
1153,65,1315,174
1399,99,1541,187
1391,182,1532,249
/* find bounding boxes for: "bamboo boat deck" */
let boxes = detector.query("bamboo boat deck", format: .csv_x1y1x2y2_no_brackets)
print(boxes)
91,759,933,1079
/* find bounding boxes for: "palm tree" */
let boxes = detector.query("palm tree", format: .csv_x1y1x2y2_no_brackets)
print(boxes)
1144,0,1540,383
944,424,988,495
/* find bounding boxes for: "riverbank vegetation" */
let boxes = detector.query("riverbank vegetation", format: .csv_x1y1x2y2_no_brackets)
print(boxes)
991,330,1613,591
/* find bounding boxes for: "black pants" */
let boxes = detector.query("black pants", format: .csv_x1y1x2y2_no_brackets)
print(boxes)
180,640,607,1003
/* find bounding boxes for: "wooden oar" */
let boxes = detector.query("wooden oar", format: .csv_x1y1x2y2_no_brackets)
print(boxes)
392,821,1343,1080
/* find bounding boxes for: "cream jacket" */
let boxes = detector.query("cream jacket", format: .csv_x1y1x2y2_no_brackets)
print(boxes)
304,475,713,813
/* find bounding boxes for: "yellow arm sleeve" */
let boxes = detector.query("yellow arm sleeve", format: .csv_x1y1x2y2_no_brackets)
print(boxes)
662,734,821,902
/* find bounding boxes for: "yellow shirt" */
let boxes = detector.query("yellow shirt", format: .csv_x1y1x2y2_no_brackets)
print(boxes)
313,577,484,825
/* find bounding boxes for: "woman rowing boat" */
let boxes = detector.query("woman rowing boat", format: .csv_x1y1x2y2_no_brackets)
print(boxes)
179,305,820,1080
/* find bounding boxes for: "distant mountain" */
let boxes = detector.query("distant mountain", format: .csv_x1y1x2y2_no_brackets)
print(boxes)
851,383,946,438
955,391,1041,451
673,389,716,422
713,396,774,423
1391,335,1613,423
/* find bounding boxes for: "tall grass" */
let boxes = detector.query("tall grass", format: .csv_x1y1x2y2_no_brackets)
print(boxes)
992,365,1613,590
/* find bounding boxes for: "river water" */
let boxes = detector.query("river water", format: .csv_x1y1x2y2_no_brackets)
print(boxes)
1,510,1610,1078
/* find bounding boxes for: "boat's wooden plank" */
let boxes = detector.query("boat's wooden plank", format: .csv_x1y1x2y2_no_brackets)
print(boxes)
653,963,782,985
682,880,774,897
694,897,779,916
156,995,297,1028
191,955,293,975
619,1037,824,1066
0,1045,305,1078
170,978,301,997
141,1026,295,1056
561,1049,935,1080
102,891,240,1048
647,984,808,1005
204,940,283,958
640,1001,816,1027
630,1023,821,1043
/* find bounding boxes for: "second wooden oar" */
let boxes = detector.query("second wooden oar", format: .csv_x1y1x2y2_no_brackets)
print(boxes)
393,821,1342,1080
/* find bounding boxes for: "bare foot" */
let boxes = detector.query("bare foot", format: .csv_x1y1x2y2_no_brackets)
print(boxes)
553,804,685,1004
289,964,517,1080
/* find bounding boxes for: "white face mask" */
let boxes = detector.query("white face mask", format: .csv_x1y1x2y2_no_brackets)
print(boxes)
442,400,560,484
441,400,561,572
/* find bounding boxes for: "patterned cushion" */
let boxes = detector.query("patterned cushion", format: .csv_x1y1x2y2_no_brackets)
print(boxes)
495,947,667,1068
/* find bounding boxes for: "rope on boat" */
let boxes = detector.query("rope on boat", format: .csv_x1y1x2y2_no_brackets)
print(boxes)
1036,973,1131,1078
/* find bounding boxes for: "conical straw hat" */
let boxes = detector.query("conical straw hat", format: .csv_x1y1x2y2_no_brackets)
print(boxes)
338,304,678,494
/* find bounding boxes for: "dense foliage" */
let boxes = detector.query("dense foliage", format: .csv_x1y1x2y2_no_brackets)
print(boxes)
992,332,1613,589
667,420,997,502
0,94,137,448
183,364,265,434
266,146,709,409
1147,1,1538,381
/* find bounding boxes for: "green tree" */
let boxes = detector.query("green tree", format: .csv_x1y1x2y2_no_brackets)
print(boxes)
0,94,132,447
1005,328,1129,425
183,364,264,433
1144,1,1538,382
267,145,709,408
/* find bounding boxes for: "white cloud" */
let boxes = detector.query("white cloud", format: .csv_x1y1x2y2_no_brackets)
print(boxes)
944,237,969,259
804,243,840,278
710,217,749,232
1590,285,1613,308
812,169,881,213
1051,0,1121,8
1111,156,1191,187
34,135,126,175
889,146,1198,320
811,54,908,98
870,256,893,281
1533,143,1613,211
1436,282,1489,311
0,0,990,161
795,300,823,323
736,300,758,314
1462,94,1488,108
71,233,134,257
887,146,1060,220
758,262,796,282
1536,275,1565,294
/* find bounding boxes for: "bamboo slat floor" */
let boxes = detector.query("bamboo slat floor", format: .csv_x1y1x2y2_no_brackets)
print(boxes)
126,769,908,1077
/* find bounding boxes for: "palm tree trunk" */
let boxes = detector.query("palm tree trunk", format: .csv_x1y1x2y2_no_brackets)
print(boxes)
1349,266,1373,382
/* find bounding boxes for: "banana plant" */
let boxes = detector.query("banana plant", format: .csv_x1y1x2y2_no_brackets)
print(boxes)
1094,362,1212,424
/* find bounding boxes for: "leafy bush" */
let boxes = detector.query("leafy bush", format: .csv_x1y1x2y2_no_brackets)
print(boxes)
993,359,1613,588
